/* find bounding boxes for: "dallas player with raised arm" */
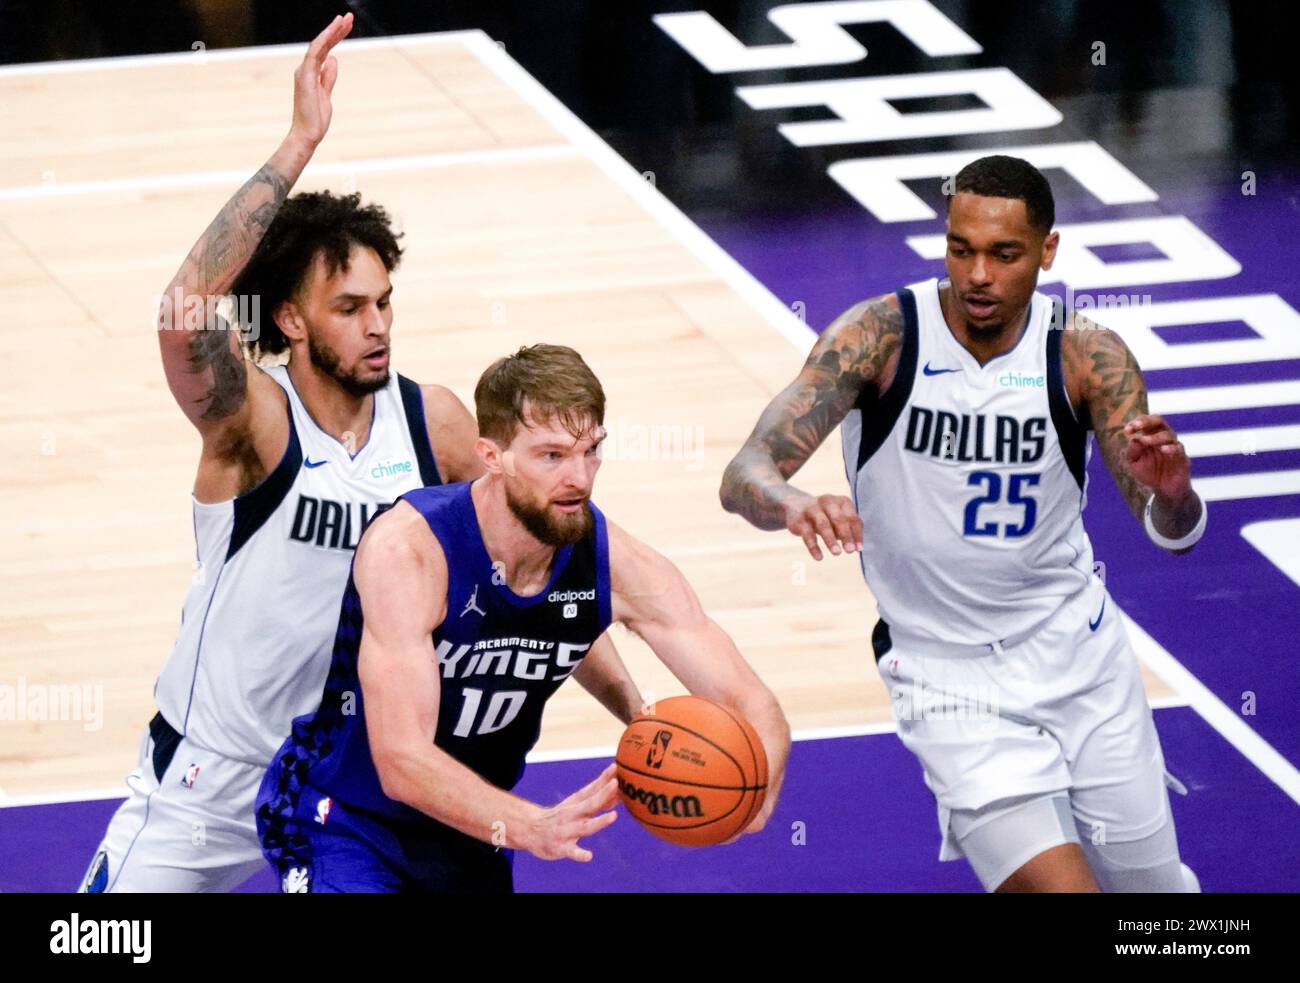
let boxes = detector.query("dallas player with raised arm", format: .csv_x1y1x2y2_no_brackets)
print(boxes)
81,14,641,893
257,345,790,891
720,156,1205,894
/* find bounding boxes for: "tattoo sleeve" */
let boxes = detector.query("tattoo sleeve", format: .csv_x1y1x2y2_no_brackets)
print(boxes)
1063,315,1150,521
162,157,295,424
720,297,902,529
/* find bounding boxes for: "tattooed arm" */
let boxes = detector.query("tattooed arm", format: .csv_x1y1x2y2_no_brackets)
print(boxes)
157,14,353,437
1062,313,1204,553
720,295,903,559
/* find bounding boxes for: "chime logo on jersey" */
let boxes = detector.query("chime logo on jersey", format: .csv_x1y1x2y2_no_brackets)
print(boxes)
289,495,389,551
370,458,414,480
904,406,1047,465
180,764,200,788
314,796,332,825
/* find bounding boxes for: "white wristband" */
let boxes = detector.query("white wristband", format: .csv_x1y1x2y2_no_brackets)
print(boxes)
1144,493,1207,550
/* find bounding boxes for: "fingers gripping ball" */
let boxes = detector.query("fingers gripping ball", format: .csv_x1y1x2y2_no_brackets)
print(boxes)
615,696,767,847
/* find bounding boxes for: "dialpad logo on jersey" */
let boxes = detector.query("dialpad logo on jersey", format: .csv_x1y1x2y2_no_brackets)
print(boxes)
548,589,595,603
646,729,672,769
180,764,200,789
314,797,332,825
282,867,310,893
290,496,390,551
618,777,704,818
904,406,1047,465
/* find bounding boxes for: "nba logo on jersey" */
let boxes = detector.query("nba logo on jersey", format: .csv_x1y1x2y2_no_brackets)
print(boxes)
314,796,332,825
180,764,200,789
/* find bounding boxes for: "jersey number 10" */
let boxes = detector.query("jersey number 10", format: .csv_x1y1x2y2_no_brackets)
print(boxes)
963,471,1040,538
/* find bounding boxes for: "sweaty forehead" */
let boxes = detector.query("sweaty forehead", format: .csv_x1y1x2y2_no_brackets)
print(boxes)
947,193,1036,244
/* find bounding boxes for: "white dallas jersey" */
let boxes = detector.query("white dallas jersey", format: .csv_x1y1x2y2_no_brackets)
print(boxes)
154,364,440,764
841,278,1094,645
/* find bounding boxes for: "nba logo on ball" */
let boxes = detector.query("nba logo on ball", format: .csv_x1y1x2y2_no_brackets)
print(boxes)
563,602,577,618
646,729,672,768
180,764,200,788
615,695,767,847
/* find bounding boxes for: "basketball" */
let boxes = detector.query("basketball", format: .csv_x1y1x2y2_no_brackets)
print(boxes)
615,695,768,847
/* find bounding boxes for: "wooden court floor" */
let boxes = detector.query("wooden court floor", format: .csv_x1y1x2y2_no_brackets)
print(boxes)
0,31,1175,799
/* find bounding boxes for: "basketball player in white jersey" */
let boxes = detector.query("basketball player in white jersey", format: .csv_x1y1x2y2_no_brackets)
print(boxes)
721,155,1207,893
81,14,642,892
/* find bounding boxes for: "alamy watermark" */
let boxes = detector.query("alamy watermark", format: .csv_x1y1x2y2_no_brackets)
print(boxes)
156,286,261,342
599,416,705,471
0,677,103,732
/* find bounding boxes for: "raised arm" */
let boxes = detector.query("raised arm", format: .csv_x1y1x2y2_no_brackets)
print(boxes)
157,14,352,433
356,502,617,860
607,520,790,834
720,294,902,558
1061,314,1205,553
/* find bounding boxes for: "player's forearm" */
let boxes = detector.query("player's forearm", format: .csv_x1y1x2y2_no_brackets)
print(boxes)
719,448,808,531
379,743,541,849
162,135,311,304
573,639,644,725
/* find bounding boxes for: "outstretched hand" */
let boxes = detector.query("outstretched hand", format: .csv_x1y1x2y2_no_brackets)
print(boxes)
523,763,619,862
290,13,353,148
1123,414,1192,501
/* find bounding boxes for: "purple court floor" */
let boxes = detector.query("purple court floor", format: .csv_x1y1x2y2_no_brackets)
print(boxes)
3,707,1295,893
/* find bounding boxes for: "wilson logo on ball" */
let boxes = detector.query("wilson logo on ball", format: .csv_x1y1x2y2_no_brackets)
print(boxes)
618,777,704,818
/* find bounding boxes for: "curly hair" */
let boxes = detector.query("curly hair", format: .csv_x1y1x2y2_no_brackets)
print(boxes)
230,191,404,358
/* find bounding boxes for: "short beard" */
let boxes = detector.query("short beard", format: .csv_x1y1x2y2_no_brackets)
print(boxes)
308,334,388,398
505,484,593,547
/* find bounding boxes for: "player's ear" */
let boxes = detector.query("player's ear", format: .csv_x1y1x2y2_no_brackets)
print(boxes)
1040,230,1059,271
274,300,307,345
477,436,512,477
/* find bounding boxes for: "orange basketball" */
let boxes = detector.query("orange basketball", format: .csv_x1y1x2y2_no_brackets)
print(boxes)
615,695,767,847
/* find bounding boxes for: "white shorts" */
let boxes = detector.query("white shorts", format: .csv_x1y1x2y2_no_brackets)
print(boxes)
875,580,1180,882
78,713,267,893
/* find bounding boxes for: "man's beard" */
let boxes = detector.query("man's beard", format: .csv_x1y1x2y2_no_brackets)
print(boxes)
308,334,388,398
505,483,593,547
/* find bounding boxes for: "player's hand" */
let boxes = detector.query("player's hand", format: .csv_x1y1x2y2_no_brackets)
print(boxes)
523,762,619,862
289,13,353,148
783,492,863,560
1123,414,1192,502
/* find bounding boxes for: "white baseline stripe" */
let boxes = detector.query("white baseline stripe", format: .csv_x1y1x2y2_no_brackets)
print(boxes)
2,696,1193,807
0,30,486,77
1120,611,1300,805
0,145,580,202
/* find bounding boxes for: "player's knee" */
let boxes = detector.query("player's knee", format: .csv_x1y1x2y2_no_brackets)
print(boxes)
1079,816,1198,893
952,793,1091,893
